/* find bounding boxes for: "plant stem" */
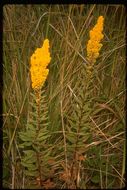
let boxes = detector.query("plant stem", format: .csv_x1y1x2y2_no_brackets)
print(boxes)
36,89,43,187
70,72,92,187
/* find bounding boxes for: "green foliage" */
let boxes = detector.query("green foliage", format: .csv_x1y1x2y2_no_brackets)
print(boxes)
66,68,93,155
19,89,51,182
56,67,95,188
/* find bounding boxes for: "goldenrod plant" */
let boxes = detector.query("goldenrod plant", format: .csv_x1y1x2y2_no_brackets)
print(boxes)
19,39,53,188
59,16,104,189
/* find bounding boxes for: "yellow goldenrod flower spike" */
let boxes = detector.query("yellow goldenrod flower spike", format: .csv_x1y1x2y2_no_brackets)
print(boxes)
86,16,104,63
30,39,51,90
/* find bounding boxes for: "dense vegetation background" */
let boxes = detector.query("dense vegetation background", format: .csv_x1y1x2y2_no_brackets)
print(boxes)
3,4,126,189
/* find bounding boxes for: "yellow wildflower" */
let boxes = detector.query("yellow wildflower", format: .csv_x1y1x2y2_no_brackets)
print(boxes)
86,16,104,63
30,39,51,90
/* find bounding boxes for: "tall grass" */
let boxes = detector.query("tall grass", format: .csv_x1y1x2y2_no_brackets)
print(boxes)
3,4,125,189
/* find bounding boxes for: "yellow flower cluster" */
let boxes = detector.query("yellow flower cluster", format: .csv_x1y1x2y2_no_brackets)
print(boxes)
30,39,51,90
86,16,104,63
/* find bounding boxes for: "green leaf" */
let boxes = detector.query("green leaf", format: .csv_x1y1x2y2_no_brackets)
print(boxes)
66,133,76,144
32,144,40,152
19,133,31,142
24,169,38,177
28,119,37,126
21,161,33,168
40,116,49,122
22,156,37,164
19,130,36,142
18,141,33,148
27,129,36,137
36,134,50,142
21,161,37,170
41,122,50,127
23,150,36,158
26,124,36,131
